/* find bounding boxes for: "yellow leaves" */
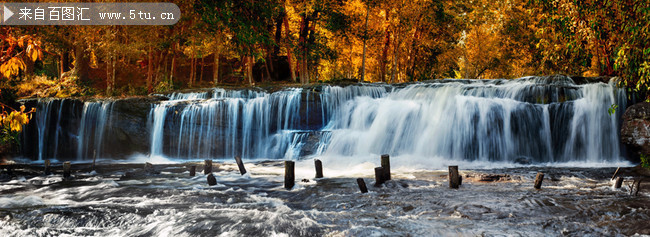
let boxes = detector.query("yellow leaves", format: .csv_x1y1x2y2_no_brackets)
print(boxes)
4,111,28,132
0,57,26,79
90,50,98,68
0,105,34,133
1,34,43,79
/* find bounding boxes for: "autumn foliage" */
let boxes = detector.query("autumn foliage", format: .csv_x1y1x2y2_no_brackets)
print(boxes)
0,0,648,97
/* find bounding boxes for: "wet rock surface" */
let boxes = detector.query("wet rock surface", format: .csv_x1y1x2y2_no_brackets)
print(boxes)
621,102,650,158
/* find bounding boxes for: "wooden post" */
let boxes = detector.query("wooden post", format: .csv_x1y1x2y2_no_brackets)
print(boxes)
207,174,217,186
189,165,196,177
314,159,323,178
63,161,71,179
374,167,385,187
381,154,391,181
234,156,247,175
534,172,544,189
92,150,97,171
356,178,368,193
44,160,51,175
5,165,13,175
615,177,624,189
459,175,463,186
284,161,295,190
204,160,212,174
449,166,460,189
144,162,154,173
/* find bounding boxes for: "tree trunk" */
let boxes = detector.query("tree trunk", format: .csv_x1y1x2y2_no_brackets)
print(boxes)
391,29,400,83
147,47,153,93
274,10,284,57
360,5,370,82
170,50,176,84
380,11,391,83
408,25,421,81
189,57,195,87
200,56,205,83
106,51,115,95
111,50,116,94
266,48,275,81
59,51,70,79
74,42,90,83
247,56,254,85
106,54,111,95
155,51,164,85
213,52,219,84
304,12,318,84
298,15,309,84
284,15,297,82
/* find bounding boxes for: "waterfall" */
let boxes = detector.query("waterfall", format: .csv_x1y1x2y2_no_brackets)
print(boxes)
148,88,304,159
76,101,114,160
22,76,627,164
34,99,60,161
318,77,625,163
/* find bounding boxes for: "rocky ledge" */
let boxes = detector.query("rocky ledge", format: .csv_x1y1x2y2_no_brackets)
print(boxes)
621,102,650,159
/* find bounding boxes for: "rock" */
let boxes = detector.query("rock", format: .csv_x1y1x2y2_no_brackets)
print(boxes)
621,102,650,159
478,174,511,182
402,205,415,212
514,156,532,165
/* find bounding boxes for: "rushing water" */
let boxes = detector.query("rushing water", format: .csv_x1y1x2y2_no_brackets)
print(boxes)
22,76,627,166
6,76,647,236
0,162,648,236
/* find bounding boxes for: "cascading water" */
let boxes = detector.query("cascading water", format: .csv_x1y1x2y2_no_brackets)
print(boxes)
148,88,305,159
318,77,625,164
22,76,627,165
23,99,114,161
76,101,114,160
8,77,645,237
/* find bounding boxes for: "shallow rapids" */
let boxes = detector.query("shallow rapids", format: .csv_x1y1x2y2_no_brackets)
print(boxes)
1,162,649,236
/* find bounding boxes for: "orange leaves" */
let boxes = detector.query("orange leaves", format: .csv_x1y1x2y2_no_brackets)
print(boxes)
0,34,43,79
0,57,26,79
0,105,34,133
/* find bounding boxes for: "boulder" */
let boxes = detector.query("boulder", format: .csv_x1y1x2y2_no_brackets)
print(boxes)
621,102,650,158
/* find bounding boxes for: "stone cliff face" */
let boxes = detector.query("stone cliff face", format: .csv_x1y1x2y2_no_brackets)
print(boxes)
103,97,167,158
621,102,650,160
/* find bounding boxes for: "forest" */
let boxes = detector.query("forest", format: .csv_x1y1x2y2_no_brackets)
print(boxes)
0,0,648,98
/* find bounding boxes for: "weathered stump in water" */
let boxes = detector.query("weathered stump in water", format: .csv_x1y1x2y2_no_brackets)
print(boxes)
144,162,154,173
5,165,13,175
189,165,196,177
92,150,97,171
285,161,295,190
634,179,642,196
234,156,247,175
63,161,71,179
44,160,51,175
357,178,368,193
449,166,460,189
534,172,544,189
207,174,217,186
615,177,624,189
204,160,212,174
381,154,391,181
314,159,323,178
374,167,386,187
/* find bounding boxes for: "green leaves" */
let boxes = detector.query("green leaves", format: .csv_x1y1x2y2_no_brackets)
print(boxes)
607,104,618,116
